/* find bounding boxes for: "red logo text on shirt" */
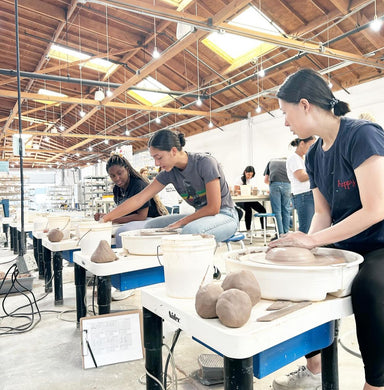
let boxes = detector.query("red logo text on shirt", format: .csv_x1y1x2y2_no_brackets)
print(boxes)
337,179,356,190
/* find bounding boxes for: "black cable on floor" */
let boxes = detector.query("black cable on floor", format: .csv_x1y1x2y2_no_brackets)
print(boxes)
163,328,182,389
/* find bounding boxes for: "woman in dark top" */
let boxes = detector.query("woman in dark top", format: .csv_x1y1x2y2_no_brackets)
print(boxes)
94,154,167,247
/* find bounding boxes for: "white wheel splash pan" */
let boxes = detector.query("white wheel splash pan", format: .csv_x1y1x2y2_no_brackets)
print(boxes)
120,228,179,255
224,247,363,301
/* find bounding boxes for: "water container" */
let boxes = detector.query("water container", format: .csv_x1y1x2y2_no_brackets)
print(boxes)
160,234,216,298
77,222,113,256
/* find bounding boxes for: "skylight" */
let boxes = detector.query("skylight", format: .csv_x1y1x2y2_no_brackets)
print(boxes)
128,76,174,106
202,7,284,71
48,44,119,76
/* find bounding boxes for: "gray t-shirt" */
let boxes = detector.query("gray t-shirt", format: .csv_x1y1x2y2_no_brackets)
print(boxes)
155,152,234,210
263,158,290,183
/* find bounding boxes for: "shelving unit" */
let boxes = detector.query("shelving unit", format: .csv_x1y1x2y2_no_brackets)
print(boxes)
0,175,29,216
81,176,112,216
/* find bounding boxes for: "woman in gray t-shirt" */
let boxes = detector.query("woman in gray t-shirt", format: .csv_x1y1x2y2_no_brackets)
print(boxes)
102,129,238,242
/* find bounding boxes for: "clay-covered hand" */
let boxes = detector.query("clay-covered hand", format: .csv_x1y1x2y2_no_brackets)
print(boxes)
94,212,105,221
268,231,317,250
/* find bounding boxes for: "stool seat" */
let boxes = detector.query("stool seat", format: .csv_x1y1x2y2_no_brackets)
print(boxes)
221,232,245,251
252,213,279,246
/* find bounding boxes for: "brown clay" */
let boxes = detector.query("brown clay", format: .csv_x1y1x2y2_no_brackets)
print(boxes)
266,247,315,263
47,228,64,242
221,270,261,306
195,283,224,319
90,240,118,263
216,288,252,328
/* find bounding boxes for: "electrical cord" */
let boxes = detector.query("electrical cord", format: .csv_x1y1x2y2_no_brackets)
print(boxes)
338,331,362,359
164,329,182,389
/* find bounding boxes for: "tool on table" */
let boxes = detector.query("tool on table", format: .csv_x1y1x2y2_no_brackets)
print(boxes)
257,301,312,322
266,300,292,311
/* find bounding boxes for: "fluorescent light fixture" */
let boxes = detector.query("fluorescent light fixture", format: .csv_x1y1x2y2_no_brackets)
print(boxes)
36,88,67,105
18,116,55,126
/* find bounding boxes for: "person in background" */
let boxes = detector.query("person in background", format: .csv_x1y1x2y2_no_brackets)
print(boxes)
235,166,266,235
101,129,238,242
140,167,149,179
94,154,167,248
270,68,384,390
286,137,316,233
263,158,291,236
358,112,376,122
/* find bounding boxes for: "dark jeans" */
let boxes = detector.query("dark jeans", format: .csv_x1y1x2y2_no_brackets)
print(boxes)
237,202,267,230
292,190,314,233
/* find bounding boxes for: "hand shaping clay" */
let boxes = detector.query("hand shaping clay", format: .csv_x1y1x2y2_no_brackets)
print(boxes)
90,240,118,263
216,288,252,328
266,247,315,263
47,228,64,242
221,270,261,306
195,283,224,319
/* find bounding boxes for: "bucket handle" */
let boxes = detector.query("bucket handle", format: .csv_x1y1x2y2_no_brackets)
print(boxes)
156,245,163,266
77,229,91,246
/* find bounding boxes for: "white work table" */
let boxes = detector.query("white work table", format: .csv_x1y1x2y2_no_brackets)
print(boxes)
73,251,164,325
141,285,353,389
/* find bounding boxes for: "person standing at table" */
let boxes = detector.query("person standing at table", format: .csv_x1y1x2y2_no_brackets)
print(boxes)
94,153,167,248
235,165,266,235
286,136,315,233
101,129,238,242
270,68,384,390
263,158,291,236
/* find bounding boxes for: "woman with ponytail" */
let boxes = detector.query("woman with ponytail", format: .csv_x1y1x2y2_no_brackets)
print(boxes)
102,129,238,242
270,68,384,390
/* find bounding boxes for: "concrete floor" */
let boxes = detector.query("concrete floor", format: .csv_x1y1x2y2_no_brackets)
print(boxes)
0,235,366,390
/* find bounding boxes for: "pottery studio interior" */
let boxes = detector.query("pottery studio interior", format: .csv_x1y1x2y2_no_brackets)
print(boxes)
1,1,384,389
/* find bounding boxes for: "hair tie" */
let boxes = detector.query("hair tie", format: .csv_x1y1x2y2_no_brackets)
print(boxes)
329,98,339,109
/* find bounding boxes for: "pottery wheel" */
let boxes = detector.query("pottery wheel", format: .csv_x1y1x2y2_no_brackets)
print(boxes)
139,229,179,236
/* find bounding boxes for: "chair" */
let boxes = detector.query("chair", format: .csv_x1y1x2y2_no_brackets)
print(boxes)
252,212,279,246
221,232,246,251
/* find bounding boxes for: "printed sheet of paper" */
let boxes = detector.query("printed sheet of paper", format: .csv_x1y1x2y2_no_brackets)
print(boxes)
80,310,143,369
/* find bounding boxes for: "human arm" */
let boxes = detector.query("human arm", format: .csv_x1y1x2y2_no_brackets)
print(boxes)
264,174,270,185
102,179,165,222
166,178,221,229
269,155,384,249
293,169,309,182
110,207,149,224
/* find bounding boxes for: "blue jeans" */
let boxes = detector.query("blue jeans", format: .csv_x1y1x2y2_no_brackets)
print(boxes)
292,190,314,233
144,206,238,242
269,182,291,235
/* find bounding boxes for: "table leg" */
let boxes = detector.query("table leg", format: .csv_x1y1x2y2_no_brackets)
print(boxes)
53,251,64,305
43,246,53,293
74,263,87,326
143,308,163,389
11,226,17,253
2,223,9,247
36,238,44,279
224,356,253,390
321,320,339,390
97,276,111,314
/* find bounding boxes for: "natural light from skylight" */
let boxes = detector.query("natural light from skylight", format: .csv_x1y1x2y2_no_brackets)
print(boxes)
202,7,284,71
48,44,119,76
128,76,174,106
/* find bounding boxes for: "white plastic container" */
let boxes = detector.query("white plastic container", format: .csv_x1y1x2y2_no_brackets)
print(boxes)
240,185,251,196
33,216,48,232
77,222,112,256
46,215,71,230
160,234,216,299
224,247,363,301
120,229,179,255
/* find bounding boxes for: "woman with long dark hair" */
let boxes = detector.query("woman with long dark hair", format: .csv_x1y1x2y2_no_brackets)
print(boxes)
235,166,266,234
94,153,167,247
102,130,238,242
270,68,384,390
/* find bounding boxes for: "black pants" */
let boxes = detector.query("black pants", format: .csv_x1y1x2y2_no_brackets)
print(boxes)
237,202,266,230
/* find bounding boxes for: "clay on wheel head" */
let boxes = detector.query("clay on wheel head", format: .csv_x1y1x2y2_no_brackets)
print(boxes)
266,247,315,263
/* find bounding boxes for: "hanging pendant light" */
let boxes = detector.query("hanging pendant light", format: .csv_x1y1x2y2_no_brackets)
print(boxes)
94,88,105,101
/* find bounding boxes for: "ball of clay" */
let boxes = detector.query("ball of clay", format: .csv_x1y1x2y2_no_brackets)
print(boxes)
195,283,224,319
266,247,315,263
221,270,261,306
90,240,118,263
216,289,252,328
47,228,64,242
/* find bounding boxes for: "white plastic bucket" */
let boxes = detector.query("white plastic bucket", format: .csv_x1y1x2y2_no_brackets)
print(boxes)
33,217,48,232
46,215,71,230
160,234,216,298
77,222,112,256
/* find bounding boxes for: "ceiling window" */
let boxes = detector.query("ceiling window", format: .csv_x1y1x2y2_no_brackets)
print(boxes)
202,7,284,72
48,44,118,76
128,76,174,106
